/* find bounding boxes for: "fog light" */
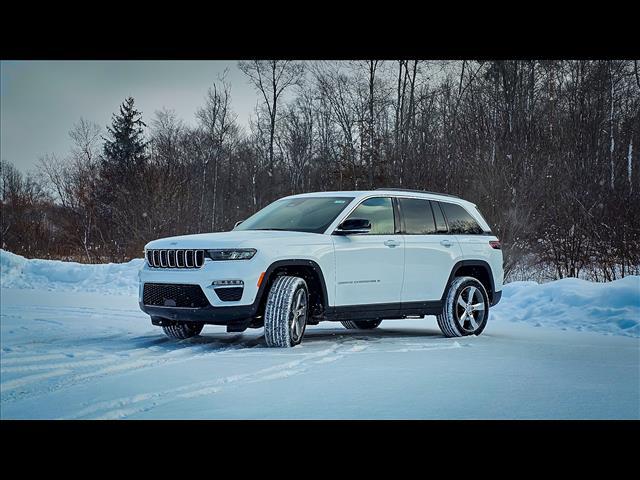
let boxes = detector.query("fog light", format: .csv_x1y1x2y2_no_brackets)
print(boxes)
212,280,244,286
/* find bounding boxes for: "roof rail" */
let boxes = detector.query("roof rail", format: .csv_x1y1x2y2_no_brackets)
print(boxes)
375,188,460,199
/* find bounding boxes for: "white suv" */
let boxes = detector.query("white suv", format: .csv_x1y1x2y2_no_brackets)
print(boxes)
139,189,503,347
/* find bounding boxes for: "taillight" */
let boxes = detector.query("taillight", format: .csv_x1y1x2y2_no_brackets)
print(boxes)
489,240,501,250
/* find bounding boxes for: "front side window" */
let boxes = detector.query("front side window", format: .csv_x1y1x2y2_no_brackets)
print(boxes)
398,198,436,234
439,202,484,234
236,196,354,234
344,197,395,235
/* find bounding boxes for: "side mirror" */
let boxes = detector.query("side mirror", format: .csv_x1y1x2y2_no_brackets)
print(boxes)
334,218,371,235
234,220,244,229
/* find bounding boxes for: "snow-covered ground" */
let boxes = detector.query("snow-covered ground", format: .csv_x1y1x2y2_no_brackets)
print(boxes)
1,250,639,419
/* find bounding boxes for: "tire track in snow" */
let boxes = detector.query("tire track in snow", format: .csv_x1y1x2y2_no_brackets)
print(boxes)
1,369,73,392
2,320,471,416
2,357,121,373
71,335,460,419
384,340,466,353
0,336,264,404
59,336,468,419
1,351,95,365
62,342,365,419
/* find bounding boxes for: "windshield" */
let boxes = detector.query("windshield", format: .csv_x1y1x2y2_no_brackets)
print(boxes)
235,196,355,234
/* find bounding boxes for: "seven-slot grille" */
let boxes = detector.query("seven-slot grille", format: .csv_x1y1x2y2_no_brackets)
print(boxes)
146,249,205,268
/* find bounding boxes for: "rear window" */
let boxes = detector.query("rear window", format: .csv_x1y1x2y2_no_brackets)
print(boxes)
439,202,484,234
398,198,436,234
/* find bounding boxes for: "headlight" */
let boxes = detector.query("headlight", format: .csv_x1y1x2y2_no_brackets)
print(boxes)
206,248,257,261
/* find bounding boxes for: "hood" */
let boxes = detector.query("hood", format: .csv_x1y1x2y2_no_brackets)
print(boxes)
145,229,328,250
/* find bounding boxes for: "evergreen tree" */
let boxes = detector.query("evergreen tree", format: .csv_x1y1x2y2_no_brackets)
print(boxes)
96,97,149,259
102,97,148,179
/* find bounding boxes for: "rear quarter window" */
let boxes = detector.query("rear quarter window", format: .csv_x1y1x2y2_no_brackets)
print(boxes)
439,202,485,234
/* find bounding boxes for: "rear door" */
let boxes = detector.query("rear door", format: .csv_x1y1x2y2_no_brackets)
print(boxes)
399,198,463,302
332,196,405,306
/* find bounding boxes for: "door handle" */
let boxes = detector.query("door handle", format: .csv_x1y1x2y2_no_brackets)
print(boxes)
440,239,453,247
384,239,400,248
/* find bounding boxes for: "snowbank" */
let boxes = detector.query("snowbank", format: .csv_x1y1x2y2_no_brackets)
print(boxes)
0,250,142,296
492,276,640,338
1,249,638,337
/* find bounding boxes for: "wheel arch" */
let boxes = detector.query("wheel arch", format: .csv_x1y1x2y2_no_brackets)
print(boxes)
443,260,496,304
255,259,329,321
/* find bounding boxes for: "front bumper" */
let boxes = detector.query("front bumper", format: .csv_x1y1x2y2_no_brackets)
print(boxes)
139,301,258,325
139,257,266,304
138,256,268,324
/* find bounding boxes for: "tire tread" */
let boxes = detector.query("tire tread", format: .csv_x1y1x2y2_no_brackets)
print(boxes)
340,320,382,330
162,322,204,339
264,276,307,347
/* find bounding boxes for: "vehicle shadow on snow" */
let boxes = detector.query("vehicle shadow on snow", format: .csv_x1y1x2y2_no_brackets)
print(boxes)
128,326,456,354
130,332,264,351
303,327,445,342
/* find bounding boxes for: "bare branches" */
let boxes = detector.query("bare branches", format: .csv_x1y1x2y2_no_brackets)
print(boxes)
3,61,638,279
238,61,305,173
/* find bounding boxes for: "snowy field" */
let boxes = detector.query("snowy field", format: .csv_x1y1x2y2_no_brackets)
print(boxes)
1,250,639,419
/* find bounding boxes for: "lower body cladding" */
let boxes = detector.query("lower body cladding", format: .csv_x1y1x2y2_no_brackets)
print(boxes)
139,281,502,328
138,261,503,332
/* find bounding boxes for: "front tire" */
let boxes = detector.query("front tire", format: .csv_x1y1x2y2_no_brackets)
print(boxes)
162,322,204,339
341,320,382,330
437,276,489,337
264,276,309,348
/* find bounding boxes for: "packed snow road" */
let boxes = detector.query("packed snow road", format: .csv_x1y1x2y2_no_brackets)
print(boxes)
2,286,638,419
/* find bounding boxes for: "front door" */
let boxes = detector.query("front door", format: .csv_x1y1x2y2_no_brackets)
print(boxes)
332,197,405,306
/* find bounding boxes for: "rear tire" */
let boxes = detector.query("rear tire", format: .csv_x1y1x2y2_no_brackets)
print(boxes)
437,276,489,337
341,320,382,330
264,276,309,348
162,322,204,339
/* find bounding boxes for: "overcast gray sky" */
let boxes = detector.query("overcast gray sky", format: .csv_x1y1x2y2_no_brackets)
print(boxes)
1,61,260,173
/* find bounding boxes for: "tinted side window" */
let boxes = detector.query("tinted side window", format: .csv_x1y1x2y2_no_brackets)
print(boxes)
398,198,436,234
431,201,448,233
346,197,394,235
439,202,484,234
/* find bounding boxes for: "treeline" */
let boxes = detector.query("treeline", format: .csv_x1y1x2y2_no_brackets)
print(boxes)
1,60,639,282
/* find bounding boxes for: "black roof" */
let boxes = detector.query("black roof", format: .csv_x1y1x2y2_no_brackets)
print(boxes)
376,188,460,199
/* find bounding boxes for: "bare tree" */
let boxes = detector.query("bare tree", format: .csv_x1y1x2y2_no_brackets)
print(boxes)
196,73,238,231
38,119,102,261
238,60,305,176
312,61,360,188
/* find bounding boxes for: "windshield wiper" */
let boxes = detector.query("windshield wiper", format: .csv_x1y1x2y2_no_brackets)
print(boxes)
251,228,292,231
